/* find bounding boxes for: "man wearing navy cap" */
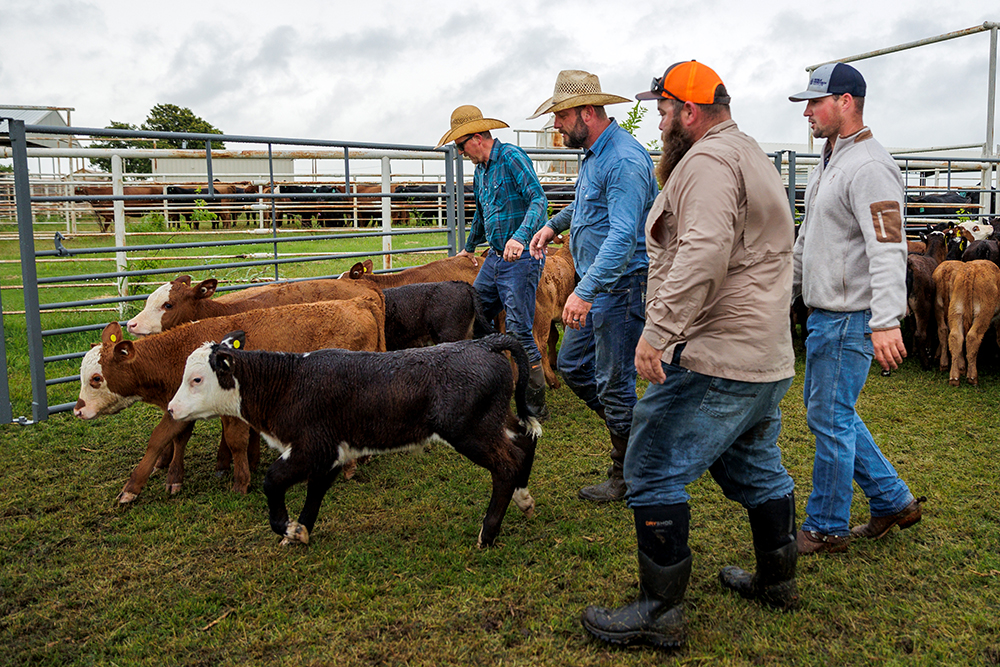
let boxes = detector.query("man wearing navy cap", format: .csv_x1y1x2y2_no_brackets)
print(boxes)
789,62,925,555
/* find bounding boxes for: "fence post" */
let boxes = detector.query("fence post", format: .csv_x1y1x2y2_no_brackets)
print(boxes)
112,155,128,315
381,156,392,270
787,151,798,220
444,146,457,255
455,150,466,253
10,119,48,422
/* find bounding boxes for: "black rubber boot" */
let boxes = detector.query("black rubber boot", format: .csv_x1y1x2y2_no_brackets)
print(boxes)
719,492,799,611
582,504,692,650
578,431,629,502
526,362,550,422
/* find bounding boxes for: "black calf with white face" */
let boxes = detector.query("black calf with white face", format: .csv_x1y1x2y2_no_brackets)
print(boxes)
169,332,541,548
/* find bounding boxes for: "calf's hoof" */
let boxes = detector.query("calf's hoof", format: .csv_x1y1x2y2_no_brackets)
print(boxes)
949,377,960,387
512,488,535,519
167,483,182,495
118,490,138,504
281,521,310,545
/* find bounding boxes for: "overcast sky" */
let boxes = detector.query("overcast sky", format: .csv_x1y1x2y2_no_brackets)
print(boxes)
2,1,997,154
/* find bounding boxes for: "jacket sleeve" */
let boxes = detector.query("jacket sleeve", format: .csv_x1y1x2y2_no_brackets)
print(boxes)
642,151,738,348
850,158,907,329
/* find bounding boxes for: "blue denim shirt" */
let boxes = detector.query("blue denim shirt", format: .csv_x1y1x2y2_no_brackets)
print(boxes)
466,139,548,254
547,120,656,303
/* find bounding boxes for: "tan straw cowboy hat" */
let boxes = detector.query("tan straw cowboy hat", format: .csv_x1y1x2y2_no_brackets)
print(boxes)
527,70,631,120
436,105,509,148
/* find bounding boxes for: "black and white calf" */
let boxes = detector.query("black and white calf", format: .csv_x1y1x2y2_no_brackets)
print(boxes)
168,332,541,548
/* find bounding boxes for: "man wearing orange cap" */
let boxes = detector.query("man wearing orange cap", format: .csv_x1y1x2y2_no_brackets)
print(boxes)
438,105,550,418
582,62,798,650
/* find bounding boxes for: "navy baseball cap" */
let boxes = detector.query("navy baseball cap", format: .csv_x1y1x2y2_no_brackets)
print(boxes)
789,62,866,102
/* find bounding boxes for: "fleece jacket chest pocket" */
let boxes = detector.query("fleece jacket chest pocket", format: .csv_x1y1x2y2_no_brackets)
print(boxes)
870,201,902,243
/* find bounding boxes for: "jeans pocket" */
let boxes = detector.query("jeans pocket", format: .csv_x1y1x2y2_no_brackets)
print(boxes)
698,378,760,419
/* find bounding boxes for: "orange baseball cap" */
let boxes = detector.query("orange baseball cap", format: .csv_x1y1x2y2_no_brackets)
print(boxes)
636,61,731,105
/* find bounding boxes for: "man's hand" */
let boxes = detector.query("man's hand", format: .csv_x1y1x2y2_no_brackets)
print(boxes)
503,239,525,262
635,336,666,384
456,249,479,267
562,292,592,330
872,327,906,372
530,226,556,260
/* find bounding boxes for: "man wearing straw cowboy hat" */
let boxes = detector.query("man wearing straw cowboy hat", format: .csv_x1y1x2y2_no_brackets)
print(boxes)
438,105,550,418
528,70,657,502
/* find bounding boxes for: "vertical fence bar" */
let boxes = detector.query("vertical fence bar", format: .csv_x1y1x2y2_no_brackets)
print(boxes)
10,119,48,422
381,156,392,270
787,151,797,220
0,122,12,422
444,147,457,254
112,155,128,314
455,150,466,254
267,143,279,281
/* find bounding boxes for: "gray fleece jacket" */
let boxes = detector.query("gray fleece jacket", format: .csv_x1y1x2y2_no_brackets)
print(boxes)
792,127,907,331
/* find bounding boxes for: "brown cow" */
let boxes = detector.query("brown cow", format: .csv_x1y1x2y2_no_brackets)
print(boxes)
74,295,387,502
126,274,380,336
534,236,576,388
942,260,1000,386
932,260,967,372
905,230,949,369
75,184,166,232
342,255,481,287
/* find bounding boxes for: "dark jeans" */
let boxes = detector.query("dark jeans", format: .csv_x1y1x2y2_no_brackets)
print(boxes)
557,271,645,436
474,251,544,363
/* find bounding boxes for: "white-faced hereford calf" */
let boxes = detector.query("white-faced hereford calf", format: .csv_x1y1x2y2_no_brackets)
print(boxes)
75,295,386,502
168,333,542,548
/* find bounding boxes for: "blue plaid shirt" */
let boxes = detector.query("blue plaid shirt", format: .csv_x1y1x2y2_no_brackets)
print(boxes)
547,120,656,303
465,140,548,254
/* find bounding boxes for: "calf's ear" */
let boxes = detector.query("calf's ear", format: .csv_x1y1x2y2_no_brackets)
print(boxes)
219,330,247,350
174,275,193,286
348,262,365,279
102,322,124,347
210,348,235,374
196,279,218,300
112,340,135,361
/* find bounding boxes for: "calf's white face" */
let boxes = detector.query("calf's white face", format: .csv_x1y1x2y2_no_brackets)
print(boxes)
168,343,242,422
126,282,171,335
74,346,139,419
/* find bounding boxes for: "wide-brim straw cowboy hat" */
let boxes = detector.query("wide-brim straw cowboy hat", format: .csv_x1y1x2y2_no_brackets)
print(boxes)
436,105,510,148
527,70,631,120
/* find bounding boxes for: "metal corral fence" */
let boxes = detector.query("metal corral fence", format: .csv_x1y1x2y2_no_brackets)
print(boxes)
1,118,998,425
0,119,586,424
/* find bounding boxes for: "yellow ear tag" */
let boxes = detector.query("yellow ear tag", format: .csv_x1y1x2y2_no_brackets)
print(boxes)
233,340,241,349
110,334,117,343
363,266,368,273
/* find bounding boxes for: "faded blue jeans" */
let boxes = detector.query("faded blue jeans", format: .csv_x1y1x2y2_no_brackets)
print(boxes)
557,271,646,437
475,250,544,364
624,360,795,508
801,309,914,536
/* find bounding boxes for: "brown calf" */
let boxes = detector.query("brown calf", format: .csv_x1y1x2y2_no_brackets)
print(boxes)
534,237,576,388
942,260,1000,386
343,255,481,287
74,295,387,502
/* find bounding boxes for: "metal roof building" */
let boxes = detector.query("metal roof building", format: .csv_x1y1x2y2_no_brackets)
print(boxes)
0,105,75,148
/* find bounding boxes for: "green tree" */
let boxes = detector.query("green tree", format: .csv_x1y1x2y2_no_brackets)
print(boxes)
89,105,225,176
88,121,155,176
618,101,647,137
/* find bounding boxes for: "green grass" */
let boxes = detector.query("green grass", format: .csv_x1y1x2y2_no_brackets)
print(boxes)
2,345,1000,666
2,221,1000,665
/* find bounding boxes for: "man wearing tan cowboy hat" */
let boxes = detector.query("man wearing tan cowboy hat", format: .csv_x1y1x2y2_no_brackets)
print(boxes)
581,60,799,651
528,70,657,502
438,105,550,418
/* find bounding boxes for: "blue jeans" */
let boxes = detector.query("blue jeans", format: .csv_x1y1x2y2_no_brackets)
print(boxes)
557,271,646,436
474,251,543,363
624,362,795,508
801,309,914,536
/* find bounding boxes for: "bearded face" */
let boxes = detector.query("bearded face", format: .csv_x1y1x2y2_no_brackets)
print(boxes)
656,106,694,186
559,109,590,149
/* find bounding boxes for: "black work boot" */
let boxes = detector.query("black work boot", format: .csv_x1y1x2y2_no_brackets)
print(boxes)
526,362,550,422
582,504,691,650
719,492,799,611
578,431,629,502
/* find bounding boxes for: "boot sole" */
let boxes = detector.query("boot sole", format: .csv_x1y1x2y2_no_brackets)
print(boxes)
581,619,684,650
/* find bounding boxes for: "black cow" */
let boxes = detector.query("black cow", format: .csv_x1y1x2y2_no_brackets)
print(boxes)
383,281,494,350
167,333,541,548
906,192,974,219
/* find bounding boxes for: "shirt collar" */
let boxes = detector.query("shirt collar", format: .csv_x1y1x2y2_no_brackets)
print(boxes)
586,119,620,158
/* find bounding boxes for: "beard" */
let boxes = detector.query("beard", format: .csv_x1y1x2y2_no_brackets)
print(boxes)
655,113,695,187
560,112,589,149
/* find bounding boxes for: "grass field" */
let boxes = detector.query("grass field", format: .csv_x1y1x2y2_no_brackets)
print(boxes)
2,220,1000,666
